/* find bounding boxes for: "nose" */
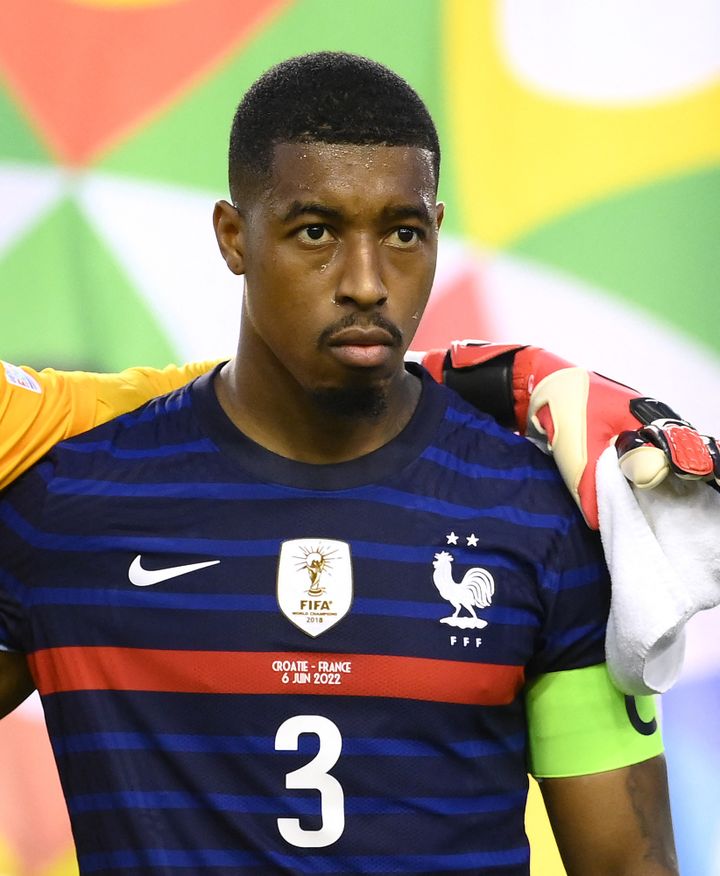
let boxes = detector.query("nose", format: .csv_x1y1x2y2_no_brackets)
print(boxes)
334,236,388,309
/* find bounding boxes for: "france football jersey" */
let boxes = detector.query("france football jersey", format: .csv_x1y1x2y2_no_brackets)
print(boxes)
0,365,612,874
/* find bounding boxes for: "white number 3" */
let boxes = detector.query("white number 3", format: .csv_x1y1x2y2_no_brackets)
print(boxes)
275,715,345,847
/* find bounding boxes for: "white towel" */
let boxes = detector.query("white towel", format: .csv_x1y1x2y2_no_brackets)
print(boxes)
597,446,720,695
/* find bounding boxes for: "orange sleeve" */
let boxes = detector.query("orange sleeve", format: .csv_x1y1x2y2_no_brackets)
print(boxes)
0,360,221,490
91,361,222,426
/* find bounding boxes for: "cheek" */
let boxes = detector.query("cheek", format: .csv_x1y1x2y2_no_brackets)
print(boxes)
245,262,329,346
387,259,436,318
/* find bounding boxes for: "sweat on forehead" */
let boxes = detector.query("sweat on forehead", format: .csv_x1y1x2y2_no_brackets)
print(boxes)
227,51,441,204
238,144,436,244
264,143,439,218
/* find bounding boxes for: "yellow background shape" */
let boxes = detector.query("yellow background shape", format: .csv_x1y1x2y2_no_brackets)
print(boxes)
445,0,720,247
526,777,566,875
41,848,80,876
0,836,20,875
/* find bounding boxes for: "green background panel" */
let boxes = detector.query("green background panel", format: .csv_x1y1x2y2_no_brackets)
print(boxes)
97,0,458,221
0,81,50,163
0,199,176,369
511,165,720,355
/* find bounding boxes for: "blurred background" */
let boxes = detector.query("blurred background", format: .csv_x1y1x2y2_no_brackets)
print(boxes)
0,0,718,873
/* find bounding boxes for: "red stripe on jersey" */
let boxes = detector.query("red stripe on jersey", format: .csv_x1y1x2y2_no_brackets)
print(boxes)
29,647,524,706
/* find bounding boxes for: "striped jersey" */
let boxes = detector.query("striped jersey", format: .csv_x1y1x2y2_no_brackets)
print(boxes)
0,366,611,875
0,358,218,490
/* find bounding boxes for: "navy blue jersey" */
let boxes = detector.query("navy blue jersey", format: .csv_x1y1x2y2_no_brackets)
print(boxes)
0,366,610,875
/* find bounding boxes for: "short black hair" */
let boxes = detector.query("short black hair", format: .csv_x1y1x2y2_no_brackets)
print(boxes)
228,51,440,205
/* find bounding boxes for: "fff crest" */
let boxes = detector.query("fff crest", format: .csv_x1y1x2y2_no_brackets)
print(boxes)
276,538,353,637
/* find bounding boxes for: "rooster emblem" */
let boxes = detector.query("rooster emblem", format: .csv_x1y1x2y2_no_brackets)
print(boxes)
432,551,494,629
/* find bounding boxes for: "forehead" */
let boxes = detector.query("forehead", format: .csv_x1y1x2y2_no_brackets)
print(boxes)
264,142,438,215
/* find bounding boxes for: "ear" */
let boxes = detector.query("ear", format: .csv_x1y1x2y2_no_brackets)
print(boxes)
213,200,246,276
435,202,445,231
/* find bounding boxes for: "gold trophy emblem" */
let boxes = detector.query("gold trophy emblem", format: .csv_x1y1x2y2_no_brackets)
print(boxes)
305,551,328,596
294,543,339,597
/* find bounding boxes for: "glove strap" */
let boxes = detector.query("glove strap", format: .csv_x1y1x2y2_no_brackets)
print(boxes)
443,342,526,430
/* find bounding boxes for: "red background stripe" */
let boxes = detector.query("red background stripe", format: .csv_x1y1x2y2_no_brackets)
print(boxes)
29,647,524,706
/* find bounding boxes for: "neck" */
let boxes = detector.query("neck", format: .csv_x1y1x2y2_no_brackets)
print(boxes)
214,336,421,464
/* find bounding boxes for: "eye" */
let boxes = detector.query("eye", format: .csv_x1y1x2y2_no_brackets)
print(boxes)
388,226,423,247
298,224,331,244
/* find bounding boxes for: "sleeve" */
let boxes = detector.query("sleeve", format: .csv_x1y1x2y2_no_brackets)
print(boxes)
526,513,610,677
525,508,663,777
0,465,49,653
0,360,221,489
91,360,222,426
0,361,86,491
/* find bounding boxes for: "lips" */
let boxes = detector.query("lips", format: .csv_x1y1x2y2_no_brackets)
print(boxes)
326,327,397,368
327,327,397,347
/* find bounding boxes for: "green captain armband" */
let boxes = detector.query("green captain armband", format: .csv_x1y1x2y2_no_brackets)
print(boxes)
526,663,663,778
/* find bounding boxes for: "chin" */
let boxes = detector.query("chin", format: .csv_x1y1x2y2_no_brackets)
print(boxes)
309,383,389,419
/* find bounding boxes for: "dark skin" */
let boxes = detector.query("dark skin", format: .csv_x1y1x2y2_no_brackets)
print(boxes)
0,140,678,875
541,757,678,874
213,143,442,462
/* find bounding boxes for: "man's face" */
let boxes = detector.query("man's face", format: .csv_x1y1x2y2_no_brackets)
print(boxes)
217,142,443,414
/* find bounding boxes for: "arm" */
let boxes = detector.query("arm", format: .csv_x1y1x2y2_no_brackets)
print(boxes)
420,341,719,528
0,651,34,719
89,360,222,426
0,360,220,489
541,755,678,875
525,642,676,872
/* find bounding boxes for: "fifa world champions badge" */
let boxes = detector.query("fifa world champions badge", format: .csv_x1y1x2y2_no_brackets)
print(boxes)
277,539,353,637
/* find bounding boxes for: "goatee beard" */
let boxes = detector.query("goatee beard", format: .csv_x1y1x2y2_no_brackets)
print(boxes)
309,384,388,419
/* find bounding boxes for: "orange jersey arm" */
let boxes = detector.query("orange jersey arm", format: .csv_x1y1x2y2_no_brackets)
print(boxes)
0,360,220,490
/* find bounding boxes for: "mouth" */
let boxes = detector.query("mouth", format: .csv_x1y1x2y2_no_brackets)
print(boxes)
325,327,398,368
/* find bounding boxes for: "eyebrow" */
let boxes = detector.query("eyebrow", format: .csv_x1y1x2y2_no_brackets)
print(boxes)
280,201,434,226
382,204,433,225
281,202,343,223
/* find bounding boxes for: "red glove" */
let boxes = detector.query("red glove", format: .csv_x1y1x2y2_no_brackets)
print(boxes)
421,341,719,529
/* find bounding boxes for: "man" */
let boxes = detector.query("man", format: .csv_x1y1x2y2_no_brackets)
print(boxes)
0,52,677,874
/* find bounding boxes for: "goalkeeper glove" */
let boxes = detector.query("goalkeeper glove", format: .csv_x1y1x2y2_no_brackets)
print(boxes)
421,341,719,529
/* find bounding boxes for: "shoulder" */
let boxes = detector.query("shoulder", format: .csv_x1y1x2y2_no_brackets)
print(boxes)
0,362,86,490
22,372,214,495
0,376,215,537
53,378,205,462
425,367,554,461
425,370,577,508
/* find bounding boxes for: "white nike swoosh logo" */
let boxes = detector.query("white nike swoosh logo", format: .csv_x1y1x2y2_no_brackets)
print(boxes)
128,555,220,587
